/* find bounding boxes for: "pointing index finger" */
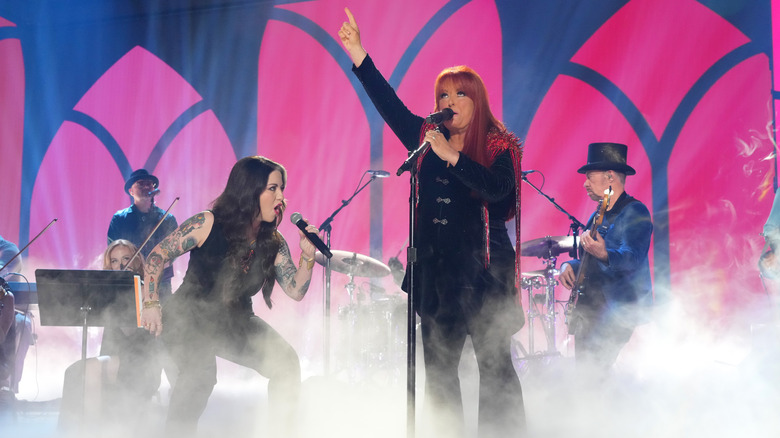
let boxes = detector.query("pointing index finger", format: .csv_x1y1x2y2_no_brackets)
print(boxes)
344,7,357,28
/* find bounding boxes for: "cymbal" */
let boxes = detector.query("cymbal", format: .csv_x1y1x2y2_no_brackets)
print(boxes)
520,235,574,258
315,250,391,278
521,269,559,278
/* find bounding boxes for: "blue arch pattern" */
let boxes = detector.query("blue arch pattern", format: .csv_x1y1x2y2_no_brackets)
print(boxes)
562,42,763,296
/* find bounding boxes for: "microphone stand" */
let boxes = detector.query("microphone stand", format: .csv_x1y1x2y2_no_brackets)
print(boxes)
1,218,58,321
396,119,446,438
520,174,586,357
397,127,440,176
318,173,380,376
402,161,419,438
520,174,585,257
0,218,58,275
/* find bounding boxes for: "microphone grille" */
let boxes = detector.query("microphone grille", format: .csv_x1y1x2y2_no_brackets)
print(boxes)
442,108,454,116
289,212,302,224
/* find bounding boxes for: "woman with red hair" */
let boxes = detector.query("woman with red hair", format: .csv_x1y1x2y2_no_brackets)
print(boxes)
339,8,525,437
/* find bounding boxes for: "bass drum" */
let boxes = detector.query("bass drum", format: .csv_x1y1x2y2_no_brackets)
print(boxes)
359,292,407,366
334,290,407,383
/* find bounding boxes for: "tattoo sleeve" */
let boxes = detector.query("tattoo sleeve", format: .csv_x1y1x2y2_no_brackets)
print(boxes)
274,241,298,290
182,236,198,252
179,213,206,235
147,252,164,277
147,277,157,300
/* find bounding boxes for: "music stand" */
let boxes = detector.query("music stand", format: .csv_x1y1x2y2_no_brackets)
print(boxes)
35,269,140,361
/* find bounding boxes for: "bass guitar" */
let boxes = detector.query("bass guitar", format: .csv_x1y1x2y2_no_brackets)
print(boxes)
565,188,612,333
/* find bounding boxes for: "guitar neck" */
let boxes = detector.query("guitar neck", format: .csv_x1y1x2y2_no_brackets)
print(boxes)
573,196,609,288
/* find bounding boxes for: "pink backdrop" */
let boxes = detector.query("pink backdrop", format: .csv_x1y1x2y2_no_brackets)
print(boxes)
0,0,775,400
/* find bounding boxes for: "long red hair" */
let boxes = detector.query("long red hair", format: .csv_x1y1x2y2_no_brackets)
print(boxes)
433,66,504,167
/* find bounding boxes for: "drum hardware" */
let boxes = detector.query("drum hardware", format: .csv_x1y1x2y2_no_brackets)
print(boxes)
518,174,586,366
317,171,386,376
314,249,390,310
520,275,542,290
315,250,392,279
518,237,571,358
520,235,574,259
315,250,398,380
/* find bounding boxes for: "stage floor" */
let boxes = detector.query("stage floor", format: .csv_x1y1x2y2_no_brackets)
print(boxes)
2,349,780,438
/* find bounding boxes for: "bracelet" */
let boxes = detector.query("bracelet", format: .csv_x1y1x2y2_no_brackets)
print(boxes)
143,300,161,309
299,254,315,270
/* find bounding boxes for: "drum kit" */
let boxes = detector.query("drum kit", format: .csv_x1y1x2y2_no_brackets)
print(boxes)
310,233,578,377
314,250,406,381
517,235,576,359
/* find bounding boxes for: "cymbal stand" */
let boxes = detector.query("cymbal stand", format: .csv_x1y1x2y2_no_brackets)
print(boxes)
520,275,542,354
539,255,560,354
521,256,561,357
319,172,382,376
520,172,585,347
341,272,360,381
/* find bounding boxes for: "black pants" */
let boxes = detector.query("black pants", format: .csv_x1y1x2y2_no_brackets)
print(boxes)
162,299,300,436
572,292,635,378
420,297,525,438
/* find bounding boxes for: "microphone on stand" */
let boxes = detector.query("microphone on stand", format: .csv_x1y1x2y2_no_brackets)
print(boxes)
425,108,454,124
290,212,332,258
397,109,455,176
521,170,536,176
368,170,391,178
148,189,161,196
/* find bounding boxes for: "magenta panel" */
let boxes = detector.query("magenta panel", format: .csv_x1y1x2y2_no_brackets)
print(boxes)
29,122,126,271
277,0,450,74
774,0,780,90
571,0,750,139
30,46,233,287
73,46,203,166
258,19,372,255
670,55,774,328
154,110,236,224
0,38,24,240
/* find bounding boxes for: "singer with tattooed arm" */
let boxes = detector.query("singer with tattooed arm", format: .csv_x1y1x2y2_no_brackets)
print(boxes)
140,156,318,436
339,8,525,437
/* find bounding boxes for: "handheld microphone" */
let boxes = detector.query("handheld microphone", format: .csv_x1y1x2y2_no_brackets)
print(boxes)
521,170,536,176
425,108,454,125
368,170,390,178
290,212,332,258
148,189,161,196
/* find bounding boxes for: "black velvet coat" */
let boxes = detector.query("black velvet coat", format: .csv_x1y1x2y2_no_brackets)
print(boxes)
353,56,523,333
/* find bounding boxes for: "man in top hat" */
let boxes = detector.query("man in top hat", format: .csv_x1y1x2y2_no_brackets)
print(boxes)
108,169,178,300
559,142,653,377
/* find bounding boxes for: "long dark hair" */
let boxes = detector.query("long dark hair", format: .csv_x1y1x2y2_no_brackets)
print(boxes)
211,156,286,307
433,66,504,167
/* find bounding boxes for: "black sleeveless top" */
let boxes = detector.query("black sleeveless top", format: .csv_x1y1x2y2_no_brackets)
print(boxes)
174,218,272,314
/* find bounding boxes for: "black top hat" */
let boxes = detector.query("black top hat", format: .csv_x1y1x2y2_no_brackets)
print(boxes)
577,142,636,175
124,169,159,194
